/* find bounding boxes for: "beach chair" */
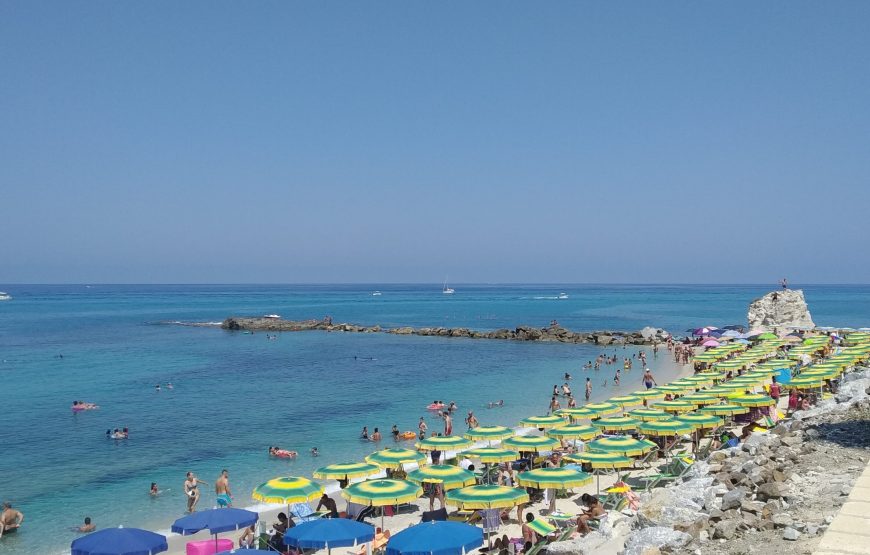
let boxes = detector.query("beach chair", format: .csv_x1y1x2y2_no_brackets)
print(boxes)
524,539,548,555
290,502,320,523
421,508,448,522
640,457,693,492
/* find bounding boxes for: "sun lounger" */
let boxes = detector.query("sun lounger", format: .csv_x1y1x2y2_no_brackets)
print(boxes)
290,502,320,523
421,508,448,522
524,539,548,555
640,457,693,492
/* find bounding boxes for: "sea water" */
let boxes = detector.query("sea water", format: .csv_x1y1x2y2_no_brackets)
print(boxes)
0,284,868,554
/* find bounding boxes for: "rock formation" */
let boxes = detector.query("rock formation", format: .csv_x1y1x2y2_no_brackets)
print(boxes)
747,289,815,331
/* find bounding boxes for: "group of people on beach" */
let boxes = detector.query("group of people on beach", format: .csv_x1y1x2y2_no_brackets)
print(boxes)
179,469,233,513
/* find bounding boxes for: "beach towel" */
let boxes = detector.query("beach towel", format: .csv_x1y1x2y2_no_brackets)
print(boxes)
290,502,318,522
482,509,501,534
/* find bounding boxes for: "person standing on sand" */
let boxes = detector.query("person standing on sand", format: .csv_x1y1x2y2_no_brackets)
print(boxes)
215,469,232,508
184,472,208,513
642,368,657,389
442,412,453,435
585,378,592,401
418,417,428,440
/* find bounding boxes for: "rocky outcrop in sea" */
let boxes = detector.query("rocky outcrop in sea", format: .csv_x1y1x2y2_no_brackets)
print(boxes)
747,289,815,332
219,317,672,345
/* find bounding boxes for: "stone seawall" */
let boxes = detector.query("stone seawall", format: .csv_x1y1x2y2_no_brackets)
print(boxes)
220,317,671,345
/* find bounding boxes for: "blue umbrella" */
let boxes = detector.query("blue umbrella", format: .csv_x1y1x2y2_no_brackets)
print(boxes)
172,508,258,554
171,508,258,535
284,519,375,553
386,521,483,555
71,527,168,555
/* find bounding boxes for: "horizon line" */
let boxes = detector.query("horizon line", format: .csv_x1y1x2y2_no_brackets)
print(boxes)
3,282,870,287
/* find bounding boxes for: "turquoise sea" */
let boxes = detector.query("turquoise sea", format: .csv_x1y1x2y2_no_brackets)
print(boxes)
1,284,869,554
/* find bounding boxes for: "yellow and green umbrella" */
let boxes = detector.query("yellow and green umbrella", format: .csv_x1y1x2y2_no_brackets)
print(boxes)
699,403,750,416
628,408,671,421
563,451,633,469
587,436,656,457
637,419,693,437
365,448,427,470
681,393,721,406
651,400,695,413
696,371,726,381
546,424,601,441
313,462,381,482
503,435,560,452
516,467,593,490
583,402,622,417
445,484,530,509
683,375,715,386
416,435,473,452
703,385,738,397
554,407,597,421
732,394,775,408
783,376,825,389
464,426,513,442
341,479,422,506
654,384,690,394
670,378,700,390
632,389,666,400
675,412,723,430
592,416,640,432
407,465,476,490
252,476,324,504
519,415,567,429
608,395,643,408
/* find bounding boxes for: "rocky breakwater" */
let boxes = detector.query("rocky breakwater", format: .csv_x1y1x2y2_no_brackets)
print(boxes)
611,364,870,555
220,317,671,345
748,289,815,332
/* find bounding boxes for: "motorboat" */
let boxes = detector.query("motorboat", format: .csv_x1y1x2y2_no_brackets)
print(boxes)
372,291,382,296
558,292,568,299
263,314,281,319
0,292,11,301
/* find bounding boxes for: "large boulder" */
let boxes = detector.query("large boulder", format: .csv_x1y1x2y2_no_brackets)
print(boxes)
747,289,815,332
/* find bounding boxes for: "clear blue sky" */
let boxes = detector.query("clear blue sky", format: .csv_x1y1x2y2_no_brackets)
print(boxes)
2,1,868,284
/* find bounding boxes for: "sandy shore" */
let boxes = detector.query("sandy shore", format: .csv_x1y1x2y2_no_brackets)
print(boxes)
159,357,696,554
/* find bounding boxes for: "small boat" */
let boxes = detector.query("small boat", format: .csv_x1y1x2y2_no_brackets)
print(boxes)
372,291,382,296
263,314,281,319
0,292,11,301
442,278,454,295
558,293,569,299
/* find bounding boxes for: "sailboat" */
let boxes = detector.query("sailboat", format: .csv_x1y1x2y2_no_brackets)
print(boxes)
442,277,455,295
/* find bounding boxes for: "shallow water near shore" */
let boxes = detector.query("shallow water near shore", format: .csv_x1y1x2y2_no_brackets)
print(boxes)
1,283,869,554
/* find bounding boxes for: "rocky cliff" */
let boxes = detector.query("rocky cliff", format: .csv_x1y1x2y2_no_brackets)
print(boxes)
747,289,815,331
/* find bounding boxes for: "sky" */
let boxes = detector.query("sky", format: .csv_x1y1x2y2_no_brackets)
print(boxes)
1,1,869,284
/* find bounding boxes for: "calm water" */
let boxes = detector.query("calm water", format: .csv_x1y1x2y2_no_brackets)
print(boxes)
1,284,868,554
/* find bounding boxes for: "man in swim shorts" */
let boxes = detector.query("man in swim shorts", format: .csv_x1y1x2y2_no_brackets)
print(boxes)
215,469,232,508
418,417,427,440
585,378,592,401
642,368,657,389
0,502,24,538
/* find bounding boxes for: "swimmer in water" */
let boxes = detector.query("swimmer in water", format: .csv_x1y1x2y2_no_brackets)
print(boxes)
564,372,572,380
166,383,173,389
155,384,161,392
150,482,159,496
361,427,369,440
310,447,319,456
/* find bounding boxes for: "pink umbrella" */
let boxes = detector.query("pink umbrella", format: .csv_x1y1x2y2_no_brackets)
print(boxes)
702,339,720,347
693,326,719,336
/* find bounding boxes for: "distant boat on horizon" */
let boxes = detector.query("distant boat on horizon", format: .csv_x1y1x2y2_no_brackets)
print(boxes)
0,292,11,301
558,292,569,299
263,314,280,319
372,291,382,296
442,278,454,295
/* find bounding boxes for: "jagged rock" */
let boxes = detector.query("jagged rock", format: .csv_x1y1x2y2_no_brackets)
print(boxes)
720,488,745,510
771,513,793,528
713,520,739,539
757,482,790,499
782,527,801,541
747,289,815,332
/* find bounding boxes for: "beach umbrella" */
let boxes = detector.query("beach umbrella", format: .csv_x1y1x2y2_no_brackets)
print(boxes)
554,407,596,421
284,519,375,555
699,403,750,416
71,528,168,555
415,435,473,452
628,408,672,421
783,376,825,389
503,435,560,453
519,415,567,429
682,375,715,386
445,484,529,509
637,420,693,437
670,378,700,389
757,333,779,340
675,412,723,431
693,327,718,336
696,371,726,380
651,400,695,413
406,465,476,490
463,447,519,464
592,416,640,432
341,479,422,528
607,395,643,408
702,340,720,347
653,384,691,394
583,402,622,417
463,426,513,442
385,521,483,555
680,393,721,406
313,462,381,482
366,448,427,470
587,436,657,457
517,467,593,490
732,394,775,408
546,424,601,441
632,389,666,400
171,508,258,535
703,385,738,397
252,476,323,505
